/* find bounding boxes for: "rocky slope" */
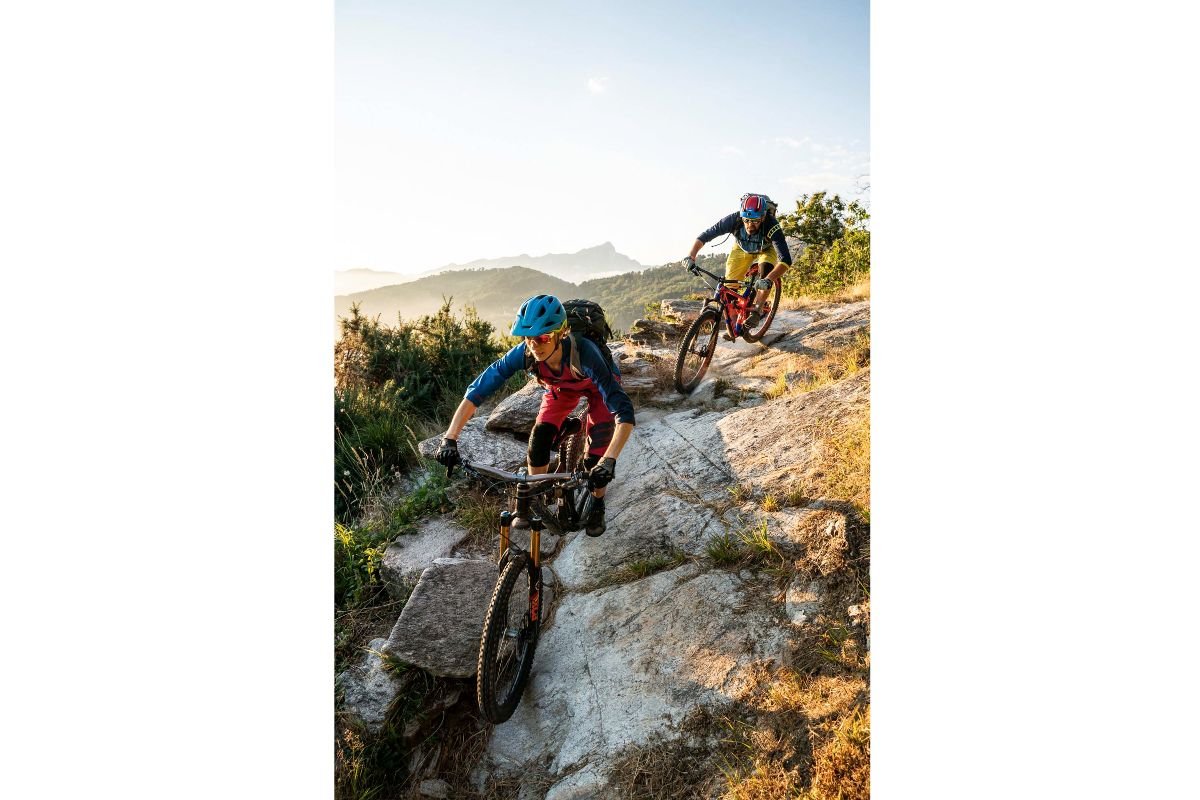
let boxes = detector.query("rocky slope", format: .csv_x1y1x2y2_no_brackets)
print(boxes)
337,299,870,799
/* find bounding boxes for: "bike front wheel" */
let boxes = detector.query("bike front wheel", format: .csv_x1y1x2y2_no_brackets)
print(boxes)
477,553,541,724
741,278,781,343
674,308,721,394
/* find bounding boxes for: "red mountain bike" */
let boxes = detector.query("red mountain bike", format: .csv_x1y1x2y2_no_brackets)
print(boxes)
673,261,781,394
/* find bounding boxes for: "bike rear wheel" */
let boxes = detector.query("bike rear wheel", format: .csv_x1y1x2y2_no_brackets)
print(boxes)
556,414,586,473
741,278,781,343
476,553,540,723
674,308,720,394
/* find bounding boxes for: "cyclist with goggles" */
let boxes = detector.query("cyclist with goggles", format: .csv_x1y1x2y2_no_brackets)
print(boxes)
435,294,635,537
682,193,792,329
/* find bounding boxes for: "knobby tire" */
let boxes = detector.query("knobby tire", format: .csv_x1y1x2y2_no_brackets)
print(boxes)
477,553,540,724
740,278,782,343
674,308,720,394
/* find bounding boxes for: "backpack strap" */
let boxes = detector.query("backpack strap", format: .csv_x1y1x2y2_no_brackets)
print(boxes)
565,333,586,380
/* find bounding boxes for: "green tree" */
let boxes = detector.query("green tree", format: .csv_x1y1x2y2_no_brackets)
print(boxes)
778,191,871,296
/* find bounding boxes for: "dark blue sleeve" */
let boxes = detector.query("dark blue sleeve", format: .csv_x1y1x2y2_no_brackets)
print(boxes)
765,215,792,264
577,339,635,425
696,213,741,244
464,344,527,406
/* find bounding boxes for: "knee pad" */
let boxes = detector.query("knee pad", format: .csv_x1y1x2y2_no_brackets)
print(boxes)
587,420,615,453
527,421,559,468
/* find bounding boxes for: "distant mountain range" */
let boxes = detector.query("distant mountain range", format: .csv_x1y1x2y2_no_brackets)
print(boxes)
333,256,731,338
333,236,803,340
335,242,647,296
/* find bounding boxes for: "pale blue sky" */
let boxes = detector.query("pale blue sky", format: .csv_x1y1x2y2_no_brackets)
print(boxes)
337,0,869,273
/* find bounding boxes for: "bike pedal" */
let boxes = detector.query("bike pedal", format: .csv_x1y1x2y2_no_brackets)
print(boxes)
722,332,734,341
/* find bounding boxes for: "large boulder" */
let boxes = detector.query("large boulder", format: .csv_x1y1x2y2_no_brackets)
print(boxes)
380,518,471,599
384,558,561,678
660,299,704,320
485,380,546,436
418,417,528,472
383,558,499,678
627,318,687,344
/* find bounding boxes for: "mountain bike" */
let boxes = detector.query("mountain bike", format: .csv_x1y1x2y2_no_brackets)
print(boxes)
674,262,782,394
447,421,596,723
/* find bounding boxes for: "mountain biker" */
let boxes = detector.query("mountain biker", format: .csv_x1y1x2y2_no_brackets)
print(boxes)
682,193,792,329
434,294,635,537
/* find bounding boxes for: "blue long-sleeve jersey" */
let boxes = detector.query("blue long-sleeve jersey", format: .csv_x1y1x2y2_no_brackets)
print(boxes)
464,336,636,425
698,212,792,264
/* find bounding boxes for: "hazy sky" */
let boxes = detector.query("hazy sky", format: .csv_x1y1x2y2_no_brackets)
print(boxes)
336,0,869,274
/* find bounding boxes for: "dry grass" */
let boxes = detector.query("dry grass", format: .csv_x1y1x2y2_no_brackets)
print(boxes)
450,486,503,551
603,660,869,800
793,411,871,524
782,279,870,311
645,350,680,393
720,666,870,800
808,706,870,800
763,371,790,400
795,329,870,394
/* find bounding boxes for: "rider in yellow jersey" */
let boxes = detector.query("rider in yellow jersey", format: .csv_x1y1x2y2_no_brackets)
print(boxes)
683,193,792,328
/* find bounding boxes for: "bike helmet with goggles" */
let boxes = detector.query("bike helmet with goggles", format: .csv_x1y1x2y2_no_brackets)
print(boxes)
740,193,768,220
511,294,567,337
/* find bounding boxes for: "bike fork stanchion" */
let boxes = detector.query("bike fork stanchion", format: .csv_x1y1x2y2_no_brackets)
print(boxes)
529,515,542,568
529,514,544,623
498,510,512,563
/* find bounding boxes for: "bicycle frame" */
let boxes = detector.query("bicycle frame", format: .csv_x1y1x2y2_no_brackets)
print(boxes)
690,264,762,339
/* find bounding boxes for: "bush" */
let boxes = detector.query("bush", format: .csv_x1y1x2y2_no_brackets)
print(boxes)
334,300,503,522
779,191,870,297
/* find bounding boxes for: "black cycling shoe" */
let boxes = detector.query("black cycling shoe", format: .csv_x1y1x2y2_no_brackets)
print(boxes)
744,309,762,329
584,498,606,537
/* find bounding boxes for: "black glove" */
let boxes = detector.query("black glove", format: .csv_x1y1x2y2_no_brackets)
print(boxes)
589,456,617,489
435,438,460,469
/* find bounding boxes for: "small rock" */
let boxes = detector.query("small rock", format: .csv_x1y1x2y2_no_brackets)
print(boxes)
469,766,490,794
784,578,823,626
418,779,450,799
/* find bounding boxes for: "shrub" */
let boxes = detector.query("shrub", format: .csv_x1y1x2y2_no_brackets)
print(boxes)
334,300,502,522
778,191,870,298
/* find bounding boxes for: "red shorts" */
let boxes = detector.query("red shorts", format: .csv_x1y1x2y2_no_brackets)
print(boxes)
537,384,615,456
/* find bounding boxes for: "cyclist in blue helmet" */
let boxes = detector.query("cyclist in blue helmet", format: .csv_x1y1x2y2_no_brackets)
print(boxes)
435,294,636,537
683,193,792,329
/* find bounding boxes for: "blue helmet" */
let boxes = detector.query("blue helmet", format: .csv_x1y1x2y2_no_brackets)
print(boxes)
740,193,768,220
511,294,566,337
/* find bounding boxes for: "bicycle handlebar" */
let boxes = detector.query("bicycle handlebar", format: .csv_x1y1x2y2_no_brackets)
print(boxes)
687,262,748,287
456,459,579,485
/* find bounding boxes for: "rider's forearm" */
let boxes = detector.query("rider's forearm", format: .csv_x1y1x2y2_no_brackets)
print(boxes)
602,422,634,463
766,262,790,281
688,240,703,260
445,398,478,440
